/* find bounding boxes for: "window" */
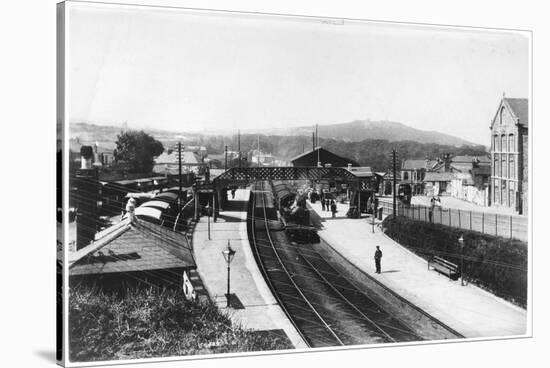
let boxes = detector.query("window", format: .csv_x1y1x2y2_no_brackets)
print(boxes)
501,135,507,152
403,172,409,181
509,158,515,179
500,106,505,125
494,155,499,177
509,182,515,209
501,157,507,178
493,135,499,151
509,134,515,152
501,181,507,206
494,180,499,204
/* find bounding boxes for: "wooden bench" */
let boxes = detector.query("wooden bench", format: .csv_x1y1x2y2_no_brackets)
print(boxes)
428,256,460,280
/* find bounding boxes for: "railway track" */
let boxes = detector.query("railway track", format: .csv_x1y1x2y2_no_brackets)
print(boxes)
248,181,422,348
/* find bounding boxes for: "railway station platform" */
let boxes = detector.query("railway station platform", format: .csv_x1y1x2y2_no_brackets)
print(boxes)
193,188,308,349
307,200,527,339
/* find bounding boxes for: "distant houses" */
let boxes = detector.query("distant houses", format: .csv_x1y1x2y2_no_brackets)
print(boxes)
153,142,212,176
387,95,528,214
68,139,116,169
424,155,490,204
392,154,491,206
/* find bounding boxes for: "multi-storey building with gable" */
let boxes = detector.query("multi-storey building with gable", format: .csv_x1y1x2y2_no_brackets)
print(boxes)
490,96,528,214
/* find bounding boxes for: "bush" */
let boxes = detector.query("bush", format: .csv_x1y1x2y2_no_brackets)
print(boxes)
69,285,293,362
382,216,528,307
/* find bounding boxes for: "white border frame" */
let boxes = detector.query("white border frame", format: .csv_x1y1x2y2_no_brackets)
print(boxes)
58,1,534,367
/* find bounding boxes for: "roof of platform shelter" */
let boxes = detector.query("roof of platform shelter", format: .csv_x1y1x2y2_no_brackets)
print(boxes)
69,221,195,276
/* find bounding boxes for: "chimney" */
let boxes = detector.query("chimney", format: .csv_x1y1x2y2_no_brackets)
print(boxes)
444,153,451,172
80,145,94,169
93,142,102,168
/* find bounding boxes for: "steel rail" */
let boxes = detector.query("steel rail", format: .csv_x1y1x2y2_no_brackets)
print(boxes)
296,246,398,342
255,181,345,347
249,186,313,348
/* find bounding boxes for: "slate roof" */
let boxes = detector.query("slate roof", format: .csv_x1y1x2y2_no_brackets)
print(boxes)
290,147,360,167
346,166,374,178
402,160,431,170
504,98,528,126
423,172,456,182
155,151,201,164
69,221,195,276
452,155,490,164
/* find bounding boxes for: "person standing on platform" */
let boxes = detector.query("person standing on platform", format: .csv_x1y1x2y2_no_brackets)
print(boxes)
330,200,337,218
126,197,138,226
321,195,326,211
374,245,383,273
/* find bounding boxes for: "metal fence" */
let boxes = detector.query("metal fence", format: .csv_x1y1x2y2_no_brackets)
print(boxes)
378,199,527,241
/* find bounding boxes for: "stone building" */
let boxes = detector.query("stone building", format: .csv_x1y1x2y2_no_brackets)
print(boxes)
489,96,528,214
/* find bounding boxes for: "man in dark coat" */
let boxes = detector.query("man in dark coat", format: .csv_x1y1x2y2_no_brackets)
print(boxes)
374,245,383,274
330,200,337,218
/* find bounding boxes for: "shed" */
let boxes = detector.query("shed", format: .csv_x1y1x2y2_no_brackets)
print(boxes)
291,147,359,168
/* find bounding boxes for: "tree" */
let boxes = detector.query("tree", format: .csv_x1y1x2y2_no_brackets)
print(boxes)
114,130,164,173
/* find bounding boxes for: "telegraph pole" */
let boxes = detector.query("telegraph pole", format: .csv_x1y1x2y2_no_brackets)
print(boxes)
178,141,182,213
312,132,315,166
224,145,228,171
392,149,397,217
316,124,321,167
238,129,241,168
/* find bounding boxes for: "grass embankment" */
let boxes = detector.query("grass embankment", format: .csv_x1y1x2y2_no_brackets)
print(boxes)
69,286,293,362
382,216,528,308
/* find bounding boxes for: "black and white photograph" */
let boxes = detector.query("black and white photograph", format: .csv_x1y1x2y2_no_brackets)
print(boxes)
50,0,538,366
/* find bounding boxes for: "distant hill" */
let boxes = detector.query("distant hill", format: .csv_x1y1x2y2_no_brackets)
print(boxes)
67,122,487,171
248,120,475,147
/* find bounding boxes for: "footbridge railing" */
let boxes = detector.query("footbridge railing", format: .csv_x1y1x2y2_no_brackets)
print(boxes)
211,166,359,187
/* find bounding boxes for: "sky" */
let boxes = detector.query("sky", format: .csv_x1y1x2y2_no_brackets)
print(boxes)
67,3,530,145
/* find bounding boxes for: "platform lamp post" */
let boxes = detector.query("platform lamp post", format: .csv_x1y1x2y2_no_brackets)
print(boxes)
222,241,236,308
371,194,376,234
458,234,464,286
206,202,212,240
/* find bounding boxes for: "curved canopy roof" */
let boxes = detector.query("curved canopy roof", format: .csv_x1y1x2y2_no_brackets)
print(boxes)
155,192,178,200
140,200,171,210
134,207,163,220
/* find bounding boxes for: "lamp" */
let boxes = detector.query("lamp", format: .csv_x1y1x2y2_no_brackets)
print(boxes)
206,202,211,240
222,241,236,307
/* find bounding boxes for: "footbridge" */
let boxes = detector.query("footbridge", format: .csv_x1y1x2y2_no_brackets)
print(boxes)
193,166,369,219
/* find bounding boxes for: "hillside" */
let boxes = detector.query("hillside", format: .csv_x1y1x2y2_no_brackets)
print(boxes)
247,120,475,147
204,134,488,171
68,122,488,171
